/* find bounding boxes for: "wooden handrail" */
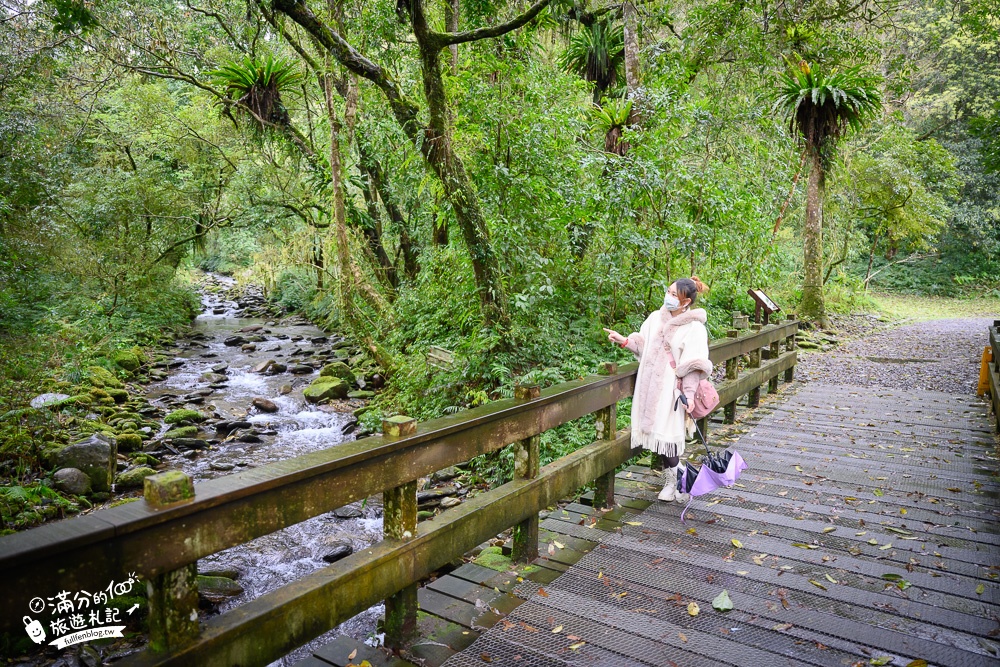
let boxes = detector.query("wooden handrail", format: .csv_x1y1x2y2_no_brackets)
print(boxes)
987,324,1000,433
0,320,798,652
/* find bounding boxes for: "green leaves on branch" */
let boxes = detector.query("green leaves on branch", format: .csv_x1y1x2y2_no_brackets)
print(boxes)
559,20,624,103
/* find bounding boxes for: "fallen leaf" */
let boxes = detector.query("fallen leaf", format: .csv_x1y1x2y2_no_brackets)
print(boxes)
538,588,549,597
808,580,827,590
868,539,878,545
795,465,803,472
551,625,563,633
879,543,893,550
553,540,565,549
520,622,538,633
778,491,788,497
873,489,884,497
687,602,700,616
825,574,838,584
624,521,643,526
752,554,767,565
480,655,492,663
567,635,581,640
822,527,836,533
712,590,734,612
347,649,357,661
772,623,793,631
686,527,698,535
792,543,818,549
905,660,928,667
678,632,688,642
568,641,586,650
885,527,912,536
737,570,749,575
597,571,603,580
856,531,867,536
547,543,555,555
870,657,891,666
976,584,985,595
946,488,961,493
731,538,743,548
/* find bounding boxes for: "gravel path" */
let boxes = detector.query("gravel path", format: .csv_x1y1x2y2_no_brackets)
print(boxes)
796,317,998,395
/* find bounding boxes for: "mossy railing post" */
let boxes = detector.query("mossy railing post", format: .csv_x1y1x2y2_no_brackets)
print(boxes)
723,330,739,423
784,314,797,382
512,384,541,562
593,363,618,509
381,416,418,649
143,471,199,653
748,324,763,408
768,317,782,394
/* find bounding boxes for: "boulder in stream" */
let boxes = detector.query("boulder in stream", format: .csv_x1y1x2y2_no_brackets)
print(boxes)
252,398,279,413
303,377,349,403
197,575,244,603
30,393,71,409
116,466,157,490
223,335,247,347
319,361,355,384
321,541,353,563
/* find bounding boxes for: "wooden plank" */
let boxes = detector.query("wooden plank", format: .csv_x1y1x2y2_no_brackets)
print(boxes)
417,588,501,629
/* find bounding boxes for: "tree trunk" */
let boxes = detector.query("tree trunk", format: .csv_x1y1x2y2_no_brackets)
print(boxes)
412,2,509,328
358,167,399,288
623,2,640,94
799,148,828,327
358,140,419,280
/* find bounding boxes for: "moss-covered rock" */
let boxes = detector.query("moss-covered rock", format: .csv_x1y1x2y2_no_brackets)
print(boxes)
106,388,130,404
319,361,356,384
116,433,143,452
164,409,206,424
86,366,123,389
473,546,513,572
164,425,198,439
303,377,349,403
128,453,160,466
114,350,141,372
89,388,111,399
116,466,157,489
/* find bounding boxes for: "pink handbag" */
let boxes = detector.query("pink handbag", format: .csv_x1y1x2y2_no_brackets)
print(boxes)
667,351,720,419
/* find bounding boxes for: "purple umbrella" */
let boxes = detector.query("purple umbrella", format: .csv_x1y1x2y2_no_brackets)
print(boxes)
674,417,748,523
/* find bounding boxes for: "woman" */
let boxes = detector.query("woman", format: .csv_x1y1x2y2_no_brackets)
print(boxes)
604,277,712,502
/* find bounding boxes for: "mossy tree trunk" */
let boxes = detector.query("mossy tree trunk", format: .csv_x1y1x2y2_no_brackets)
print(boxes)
272,0,553,329
800,147,829,327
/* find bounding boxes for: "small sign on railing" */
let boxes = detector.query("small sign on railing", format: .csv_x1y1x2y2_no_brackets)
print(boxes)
747,289,780,325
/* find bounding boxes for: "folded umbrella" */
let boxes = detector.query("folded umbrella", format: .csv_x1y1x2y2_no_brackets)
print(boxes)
673,409,747,523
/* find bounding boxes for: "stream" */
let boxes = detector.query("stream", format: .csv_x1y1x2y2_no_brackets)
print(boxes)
145,274,384,664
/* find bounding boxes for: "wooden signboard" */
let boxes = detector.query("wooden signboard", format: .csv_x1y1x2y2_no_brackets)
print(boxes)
747,289,780,325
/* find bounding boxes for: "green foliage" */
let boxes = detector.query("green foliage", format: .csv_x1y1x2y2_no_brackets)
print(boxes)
211,55,304,129
774,59,883,158
559,20,625,102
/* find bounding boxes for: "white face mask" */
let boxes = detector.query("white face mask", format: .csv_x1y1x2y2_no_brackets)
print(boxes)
663,292,681,311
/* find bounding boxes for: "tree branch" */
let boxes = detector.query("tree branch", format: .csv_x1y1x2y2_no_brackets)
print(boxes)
430,0,551,47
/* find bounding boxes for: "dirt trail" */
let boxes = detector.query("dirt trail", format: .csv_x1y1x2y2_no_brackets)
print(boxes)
796,316,997,395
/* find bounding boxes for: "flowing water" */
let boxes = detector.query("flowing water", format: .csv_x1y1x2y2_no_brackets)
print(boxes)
146,275,383,664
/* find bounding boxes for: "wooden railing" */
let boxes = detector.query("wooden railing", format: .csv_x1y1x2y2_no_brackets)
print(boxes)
0,318,798,665
987,321,1000,432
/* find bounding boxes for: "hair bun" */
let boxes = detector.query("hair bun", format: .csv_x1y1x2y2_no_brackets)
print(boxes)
690,275,708,294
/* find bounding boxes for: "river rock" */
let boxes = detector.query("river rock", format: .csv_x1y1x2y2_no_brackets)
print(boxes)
279,384,292,395
439,497,462,509
116,466,157,490
321,541,354,563
417,486,458,503
347,390,375,399
209,462,235,471
172,438,209,450
223,335,247,347
53,468,91,495
197,575,244,602
237,433,262,443
432,466,461,482
240,343,257,352
239,325,263,333
333,504,363,519
30,393,71,409
113,350,141,372
290,364,313,375
211,363,229,373
116,433,143,452
319,361,355,384
52,433,115,493
303,377,349,403
252,398,279,413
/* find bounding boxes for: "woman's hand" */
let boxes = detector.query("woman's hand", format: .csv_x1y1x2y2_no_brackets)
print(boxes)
603,328,626,346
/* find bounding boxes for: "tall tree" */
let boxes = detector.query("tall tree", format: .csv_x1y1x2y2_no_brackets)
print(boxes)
272,0,554,328
773,60,882,326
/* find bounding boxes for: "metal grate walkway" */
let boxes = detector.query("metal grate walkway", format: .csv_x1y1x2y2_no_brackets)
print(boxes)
440,384,1000,667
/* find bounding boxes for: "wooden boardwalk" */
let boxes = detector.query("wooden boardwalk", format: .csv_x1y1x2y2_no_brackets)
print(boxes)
299,383,1000,667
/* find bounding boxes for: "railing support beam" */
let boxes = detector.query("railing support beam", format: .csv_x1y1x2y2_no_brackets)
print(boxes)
748,324,762,408
382,416,418,649
593,372,618,509
144,471,199,653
